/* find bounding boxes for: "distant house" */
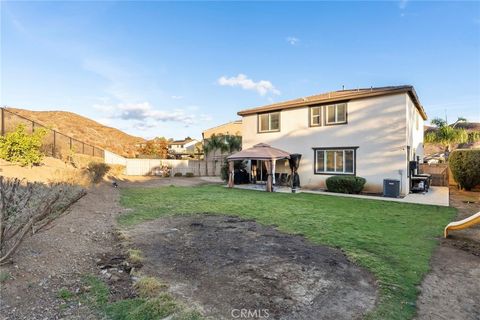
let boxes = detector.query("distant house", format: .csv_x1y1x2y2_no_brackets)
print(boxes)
168,138,199,154
237,85,426,195
202,120,242,140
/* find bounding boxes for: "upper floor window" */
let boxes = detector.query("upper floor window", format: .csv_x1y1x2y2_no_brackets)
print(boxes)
326,103,347,125
310,106,322,126
258,112,280,132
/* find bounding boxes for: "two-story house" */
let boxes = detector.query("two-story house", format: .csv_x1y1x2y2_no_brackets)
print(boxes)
168,138,199,154
238,85,426,195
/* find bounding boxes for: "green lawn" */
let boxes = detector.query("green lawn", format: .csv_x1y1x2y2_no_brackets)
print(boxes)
119,185,455,320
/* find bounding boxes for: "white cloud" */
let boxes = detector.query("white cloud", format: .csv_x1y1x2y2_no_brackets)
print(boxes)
94,102,212,127
171,95,183,100
117,102,196,125
217,74,280,96
286,36,300,45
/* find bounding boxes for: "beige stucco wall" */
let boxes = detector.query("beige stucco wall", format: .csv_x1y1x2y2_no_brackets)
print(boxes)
202,120,242,139
406,95,425,162
242,93,424,195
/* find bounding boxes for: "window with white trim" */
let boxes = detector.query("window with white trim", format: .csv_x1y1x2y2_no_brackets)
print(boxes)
326,103,347,125
315,148,355,174
310,106,322,126
258,112,280,132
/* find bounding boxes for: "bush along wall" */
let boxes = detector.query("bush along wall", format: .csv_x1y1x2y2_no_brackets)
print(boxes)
448,149,480,191
326,176,367,194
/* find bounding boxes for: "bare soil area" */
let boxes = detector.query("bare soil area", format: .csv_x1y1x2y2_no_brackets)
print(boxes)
0,158,69,183
127,215,378,320
0,176,219,320
113,175,222,188
416,189,480,320
0,183,121,320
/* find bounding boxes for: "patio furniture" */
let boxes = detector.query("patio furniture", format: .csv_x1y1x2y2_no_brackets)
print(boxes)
227,143,298,192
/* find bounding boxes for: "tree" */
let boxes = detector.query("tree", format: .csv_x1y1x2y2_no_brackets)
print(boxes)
0,124,47,166
138,138,168,158
203,134,227,175
425,117,468,156
203,134,242,176
194,141,203,160
224,135,242,154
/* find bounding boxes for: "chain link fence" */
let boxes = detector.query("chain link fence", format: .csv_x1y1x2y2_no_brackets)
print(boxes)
0,108,104,159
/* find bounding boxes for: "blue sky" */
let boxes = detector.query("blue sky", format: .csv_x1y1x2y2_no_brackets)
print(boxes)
1,1,479,140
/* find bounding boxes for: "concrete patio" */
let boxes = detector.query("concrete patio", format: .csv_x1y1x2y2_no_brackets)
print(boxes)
232,184,450,207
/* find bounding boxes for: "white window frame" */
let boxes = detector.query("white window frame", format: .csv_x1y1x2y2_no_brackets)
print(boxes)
310,106,322,126
325,103,347,125
258,112,280,133
315,148,355,175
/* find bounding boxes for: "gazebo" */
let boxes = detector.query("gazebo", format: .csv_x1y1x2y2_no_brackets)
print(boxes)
226,143,301,192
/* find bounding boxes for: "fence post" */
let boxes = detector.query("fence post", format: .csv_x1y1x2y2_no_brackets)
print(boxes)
32,120,35,133
52,131,56,157
69,137,72,151
1,108,4,136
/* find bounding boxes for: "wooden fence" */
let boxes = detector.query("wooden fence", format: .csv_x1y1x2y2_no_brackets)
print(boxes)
419,163,450,186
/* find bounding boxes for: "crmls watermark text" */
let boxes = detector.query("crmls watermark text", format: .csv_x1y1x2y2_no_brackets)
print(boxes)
231,309,269,319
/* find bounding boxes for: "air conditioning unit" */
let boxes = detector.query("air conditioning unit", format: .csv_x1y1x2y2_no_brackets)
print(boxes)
383,179,400,198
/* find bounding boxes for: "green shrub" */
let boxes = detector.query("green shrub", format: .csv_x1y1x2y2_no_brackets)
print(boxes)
326,176,366,194
87,162,110,183
449,149,480,190
174,172,183,177
0,124,47,166
185,172,194,178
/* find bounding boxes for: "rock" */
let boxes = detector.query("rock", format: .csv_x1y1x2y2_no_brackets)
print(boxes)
69,228,75,233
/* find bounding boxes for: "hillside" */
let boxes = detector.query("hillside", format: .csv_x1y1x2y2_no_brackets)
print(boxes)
5,107,145,157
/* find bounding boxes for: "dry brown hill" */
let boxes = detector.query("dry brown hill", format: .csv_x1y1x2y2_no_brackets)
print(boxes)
5,107,145,157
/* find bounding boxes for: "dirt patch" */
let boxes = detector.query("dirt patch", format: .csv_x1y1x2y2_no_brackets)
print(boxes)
0,183,122,320
415,189,480,320
128,215,377,320
114,175,222,188
0,157,70,183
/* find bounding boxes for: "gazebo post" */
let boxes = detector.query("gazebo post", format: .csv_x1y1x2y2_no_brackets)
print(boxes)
228,160,234,188
265,159,273,192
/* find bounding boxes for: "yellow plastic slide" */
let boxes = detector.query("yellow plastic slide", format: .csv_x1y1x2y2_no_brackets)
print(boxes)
444,211,480,238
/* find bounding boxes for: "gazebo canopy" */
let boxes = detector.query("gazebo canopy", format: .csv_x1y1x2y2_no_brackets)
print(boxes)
227,143,291,161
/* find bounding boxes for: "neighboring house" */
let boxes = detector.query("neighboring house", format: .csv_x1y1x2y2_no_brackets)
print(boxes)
238,85,426,195
168,138,199,154
202,120,242,140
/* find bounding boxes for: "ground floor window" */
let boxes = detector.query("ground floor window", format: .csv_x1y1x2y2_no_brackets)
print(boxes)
314,147,357,174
